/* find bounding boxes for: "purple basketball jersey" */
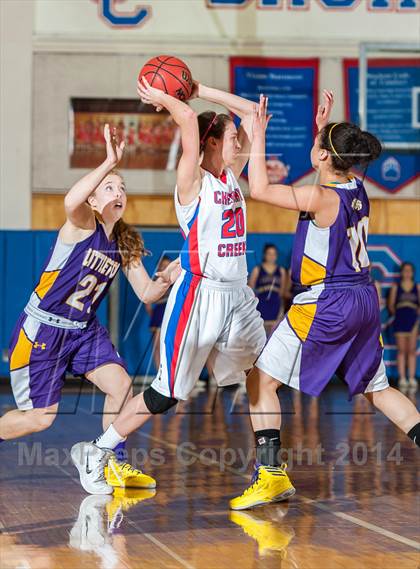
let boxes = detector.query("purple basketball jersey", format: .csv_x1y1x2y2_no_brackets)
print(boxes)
29,221,121,322
291,178,371,289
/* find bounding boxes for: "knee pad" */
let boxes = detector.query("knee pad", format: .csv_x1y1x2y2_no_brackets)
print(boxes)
143,386,178,415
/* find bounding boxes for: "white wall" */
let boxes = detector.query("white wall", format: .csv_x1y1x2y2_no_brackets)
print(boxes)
32,50,419,199
29,0,420,200
0,0,33,229
33,0,420,45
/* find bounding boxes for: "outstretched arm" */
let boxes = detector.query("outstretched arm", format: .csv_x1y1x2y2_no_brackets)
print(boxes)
249,96,336,214
63,124,124,230
196,83,255,119
138,78,201,206
124,258,181,304
195,82,256,178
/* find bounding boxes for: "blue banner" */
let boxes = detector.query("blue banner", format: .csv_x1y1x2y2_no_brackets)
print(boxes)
230,57,318,184
344,59,420,193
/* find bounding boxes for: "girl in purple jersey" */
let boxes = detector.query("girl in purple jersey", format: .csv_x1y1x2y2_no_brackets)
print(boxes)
249,244,288,333
388,262,420,390
230,93,420,510
0,125,180,494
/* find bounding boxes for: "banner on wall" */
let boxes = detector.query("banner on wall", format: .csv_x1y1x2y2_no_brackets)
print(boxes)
230,57,318,184
343,59,420,194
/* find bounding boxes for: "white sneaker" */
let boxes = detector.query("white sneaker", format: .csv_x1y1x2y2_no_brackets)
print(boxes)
71,442,113,495
69,494,112,551
70,495,120,569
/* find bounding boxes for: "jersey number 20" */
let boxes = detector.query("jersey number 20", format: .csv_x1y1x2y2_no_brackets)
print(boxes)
221,207,245,239
347,216,369,272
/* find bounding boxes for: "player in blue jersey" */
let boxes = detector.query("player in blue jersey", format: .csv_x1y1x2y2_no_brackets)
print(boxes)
230,93,420,510
0,124,180,494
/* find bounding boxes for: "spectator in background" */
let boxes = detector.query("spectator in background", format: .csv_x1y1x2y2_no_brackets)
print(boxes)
388,262,420,390
249,244,288,334
146,256,173,371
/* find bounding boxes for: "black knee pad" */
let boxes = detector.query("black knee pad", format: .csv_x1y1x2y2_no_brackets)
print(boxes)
143,386,178,415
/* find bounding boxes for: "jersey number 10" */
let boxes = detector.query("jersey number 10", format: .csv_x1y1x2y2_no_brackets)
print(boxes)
347,216,369,272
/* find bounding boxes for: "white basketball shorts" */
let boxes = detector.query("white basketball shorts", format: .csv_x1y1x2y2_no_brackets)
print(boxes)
150,270,266,400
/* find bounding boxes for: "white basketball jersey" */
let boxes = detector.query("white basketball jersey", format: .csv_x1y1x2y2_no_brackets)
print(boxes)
175,168,248,282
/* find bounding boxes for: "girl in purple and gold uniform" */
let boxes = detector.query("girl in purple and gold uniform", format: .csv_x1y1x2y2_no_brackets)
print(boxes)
388,262,419,390
230,93,420,510
0,125,180,493
249,244,288,333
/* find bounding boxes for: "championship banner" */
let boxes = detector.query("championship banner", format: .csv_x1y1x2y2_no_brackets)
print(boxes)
343,59,420,194
230,57,319,185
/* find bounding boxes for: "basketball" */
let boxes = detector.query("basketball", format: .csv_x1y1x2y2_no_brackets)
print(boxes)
138,55,193,101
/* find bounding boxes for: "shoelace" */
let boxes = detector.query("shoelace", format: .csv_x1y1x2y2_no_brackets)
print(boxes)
96,451,113,482
110,459,143,476
243,469,261,496
243,463,288,496
121,462,143,476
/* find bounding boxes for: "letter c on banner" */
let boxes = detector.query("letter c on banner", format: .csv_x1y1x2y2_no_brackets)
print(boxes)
98,0,150,27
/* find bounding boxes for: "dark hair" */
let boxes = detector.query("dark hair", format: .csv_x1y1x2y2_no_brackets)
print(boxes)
400,261,415,277
263,243,278,261
319,122,382,172
198,111,232,153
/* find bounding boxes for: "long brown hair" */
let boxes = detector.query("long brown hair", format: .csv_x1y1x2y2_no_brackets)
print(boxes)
112,218,146,269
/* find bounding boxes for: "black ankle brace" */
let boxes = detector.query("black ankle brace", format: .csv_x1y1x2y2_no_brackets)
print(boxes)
255,429,281,466
407,423,420,447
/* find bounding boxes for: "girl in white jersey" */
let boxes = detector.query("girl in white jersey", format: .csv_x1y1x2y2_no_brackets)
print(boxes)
71,79,267,494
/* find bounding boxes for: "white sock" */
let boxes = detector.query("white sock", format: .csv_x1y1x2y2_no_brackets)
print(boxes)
93,424,126,450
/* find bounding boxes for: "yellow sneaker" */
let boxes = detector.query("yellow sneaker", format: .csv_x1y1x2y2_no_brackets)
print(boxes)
229,464,295,511
106,488,156,528
229,510,295,556
105,456,156,489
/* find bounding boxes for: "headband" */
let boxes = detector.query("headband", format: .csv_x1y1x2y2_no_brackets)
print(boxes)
200,114,218,148
328,123,343,161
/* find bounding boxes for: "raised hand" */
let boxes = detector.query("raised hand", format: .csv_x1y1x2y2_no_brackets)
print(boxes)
316,90,334,132
137,76,165,112
104,123,125,167
252,94,272,140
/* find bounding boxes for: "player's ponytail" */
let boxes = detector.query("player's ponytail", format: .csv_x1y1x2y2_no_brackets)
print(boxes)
198,111,232,153
112,219,147,269
320,122,382,172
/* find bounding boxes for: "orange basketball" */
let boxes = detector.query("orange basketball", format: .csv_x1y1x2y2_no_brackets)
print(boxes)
138,55,193,102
